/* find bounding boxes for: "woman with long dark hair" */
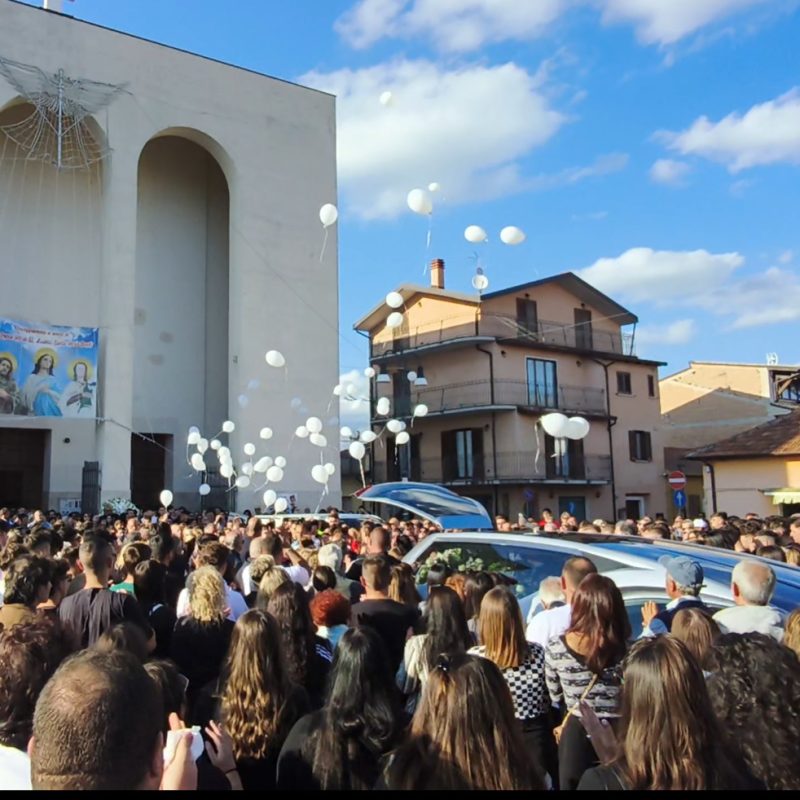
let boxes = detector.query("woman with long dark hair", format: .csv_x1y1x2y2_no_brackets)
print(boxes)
463,571,493,641
544,573,630,790
214,609,309,790
400,585,472,703
134,559,176,658
381,653,542,790
578,636,761,790
267,582,332,708
470,586,556,785
277,627,405,790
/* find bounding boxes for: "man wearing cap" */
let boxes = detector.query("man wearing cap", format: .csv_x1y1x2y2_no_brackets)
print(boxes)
640,555,707,637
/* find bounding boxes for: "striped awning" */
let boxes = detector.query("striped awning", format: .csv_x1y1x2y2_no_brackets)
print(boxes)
763,488,800,505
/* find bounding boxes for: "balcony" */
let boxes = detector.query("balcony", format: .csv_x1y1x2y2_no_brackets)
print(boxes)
371,312,635,359
372,451,612,485
398,379,607,417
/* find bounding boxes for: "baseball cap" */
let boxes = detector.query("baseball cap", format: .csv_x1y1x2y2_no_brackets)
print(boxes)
658,555,704,589
692,518,709,530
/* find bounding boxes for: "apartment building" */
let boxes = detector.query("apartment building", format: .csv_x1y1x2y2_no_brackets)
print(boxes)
354,260,665,522
660,361,798,515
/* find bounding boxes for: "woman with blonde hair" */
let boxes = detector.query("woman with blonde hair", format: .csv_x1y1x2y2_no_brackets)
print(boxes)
170,566,235,711
217,609,310,790
470,586,555,785
671,607,720,670
255,560,290,611
783,608,800,659
388,563,421,609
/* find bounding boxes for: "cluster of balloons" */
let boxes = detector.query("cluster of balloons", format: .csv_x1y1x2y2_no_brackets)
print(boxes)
464,225,526,245
540,413,590,440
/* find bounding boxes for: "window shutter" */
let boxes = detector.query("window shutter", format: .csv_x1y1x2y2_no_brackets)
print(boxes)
628,430,636,460
644,432,652,461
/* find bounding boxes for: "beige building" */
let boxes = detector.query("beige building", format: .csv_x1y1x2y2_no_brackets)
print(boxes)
686,409,800,517
660,361,798,515
0,0,340,512
354,260,666,522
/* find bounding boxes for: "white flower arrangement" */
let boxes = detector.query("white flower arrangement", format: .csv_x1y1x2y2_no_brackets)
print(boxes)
102,497,140,515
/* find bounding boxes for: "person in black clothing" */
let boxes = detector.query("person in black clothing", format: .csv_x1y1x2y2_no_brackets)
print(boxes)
134,559,177,658
170,566,234,715
215,609,309,790
267,582,332,709
277,626,406,790
349,555,418,674
578,636,763,790
148,525,184,611
57,535,154,650
345,528,400,583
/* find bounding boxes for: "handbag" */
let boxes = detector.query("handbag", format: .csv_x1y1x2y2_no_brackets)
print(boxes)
553,673,599,745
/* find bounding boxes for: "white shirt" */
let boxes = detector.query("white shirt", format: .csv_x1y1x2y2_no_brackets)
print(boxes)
713,605,785,642
525,603,571,647
0,744,31,790
176,582,248,622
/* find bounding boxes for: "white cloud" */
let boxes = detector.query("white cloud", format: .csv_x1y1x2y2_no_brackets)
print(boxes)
578,247,744,305
636,319,697,346
301,59,583,219
572,210,609,222
649,158,691,186
715,268,800,329
599,0,770,46
778,250,794,265
660,88,800,172
335,0,567,52
338,369,370,438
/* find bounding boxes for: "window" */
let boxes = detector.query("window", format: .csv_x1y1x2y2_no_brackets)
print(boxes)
441,429,484,481
617,371,632,395
574,308,593,350
526,358,558,408
392,371,411,417
545,434,585,479
516,298,539,337
647,375,656,397
628,431,652,462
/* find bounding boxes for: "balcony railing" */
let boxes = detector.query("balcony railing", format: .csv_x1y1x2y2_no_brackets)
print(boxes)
405,379,607,416
372,451,612,484
370,312,635,358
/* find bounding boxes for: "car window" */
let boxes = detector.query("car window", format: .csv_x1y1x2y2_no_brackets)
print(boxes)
622,596,728,639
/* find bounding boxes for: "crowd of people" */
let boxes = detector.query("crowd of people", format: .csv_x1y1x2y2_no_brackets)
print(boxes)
0,503,798,790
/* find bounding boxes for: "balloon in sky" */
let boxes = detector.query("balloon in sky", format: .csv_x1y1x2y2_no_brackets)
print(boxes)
385,291,404,309
500,226,526,245
199,483,211,496
407,188,433,216
349,441,366,460
379,91,393,106
263,489,277,507
319,203,338,227
260,427,273,440
222,420,235,434
465,225,488,244
274,498,288,513
159,490,173,507
265,350,285,368
428,182,440,193
386,312,404,329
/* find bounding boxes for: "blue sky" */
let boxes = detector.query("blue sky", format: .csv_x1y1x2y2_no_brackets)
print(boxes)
21,0,800,393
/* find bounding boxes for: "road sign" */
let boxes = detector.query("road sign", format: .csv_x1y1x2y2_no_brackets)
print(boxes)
668,471,687,491
673,489,686,509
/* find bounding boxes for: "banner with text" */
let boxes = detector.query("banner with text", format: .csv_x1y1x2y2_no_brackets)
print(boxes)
0,318,99,418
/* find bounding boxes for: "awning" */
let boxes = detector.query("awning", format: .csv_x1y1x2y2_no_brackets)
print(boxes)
762,488,800,506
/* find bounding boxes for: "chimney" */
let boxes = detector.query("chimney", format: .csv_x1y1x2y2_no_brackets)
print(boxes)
430,259,445,290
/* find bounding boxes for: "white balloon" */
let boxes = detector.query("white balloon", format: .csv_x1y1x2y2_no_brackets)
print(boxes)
428,182,440,193
386,312,404,329
395,431,411,445
376,397,391,416
332,384,342,396
263,489,277,507
237,394,249,408
565,416,591,440
159,490,173,507
265,350,285,368
465,225,488,244
199,483,211,496
218,446,231,461
274,498,288,513
319,203,338,228
324,462,336,476
541,412,570,438
341,427,353,439
360,431,377,443
275,456,287,468
222,420,235,434
220,463,234,479
349,441,366,460
188,426,200,436
306,417,323,434
500,225,526,246
311,464,329,485
386,419,404,434
407,371,417,382
187,431,201,446
413,403,429,418
235,475,251,489
197,438,209,454
243,442,256,456
310,432,328,447
266,466,284,483
385,291,404,309
210,439,222,451
364,367,376,378
407,188,433,216
379,90,393,106
295,425,309,438
471,274,490,291
254,456,273,473
259,427,273,440
346,383,359,397
242,463,254,476
190,453,206,472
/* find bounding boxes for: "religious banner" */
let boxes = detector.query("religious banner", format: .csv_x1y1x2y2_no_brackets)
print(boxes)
0,318,99,418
